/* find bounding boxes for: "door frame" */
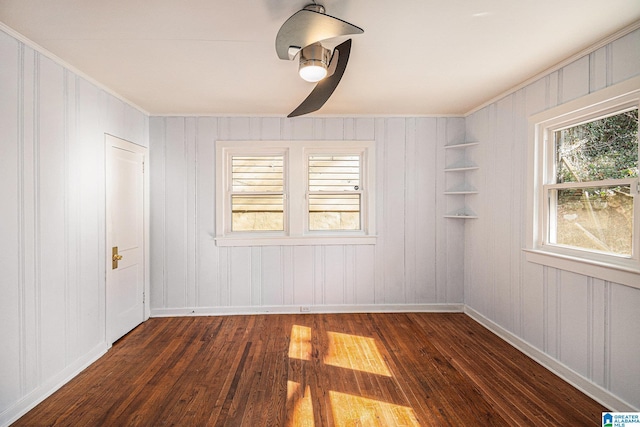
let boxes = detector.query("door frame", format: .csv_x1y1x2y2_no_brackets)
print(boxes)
105,133,150,345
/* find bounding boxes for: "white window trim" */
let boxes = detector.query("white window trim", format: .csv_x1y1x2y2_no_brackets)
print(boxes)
526,76,640,289
215,140,377,246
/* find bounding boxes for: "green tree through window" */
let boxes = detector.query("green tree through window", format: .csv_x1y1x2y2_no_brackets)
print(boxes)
551,108,638,256
556,109,638,183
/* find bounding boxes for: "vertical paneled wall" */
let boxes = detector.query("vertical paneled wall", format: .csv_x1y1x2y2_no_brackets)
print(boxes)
465,28,640,409
3,19,637,423
149,116,466,314
0,29,148,424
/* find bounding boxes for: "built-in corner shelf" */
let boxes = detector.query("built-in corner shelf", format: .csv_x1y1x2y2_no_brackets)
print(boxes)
444,142,479,149
443,183,478,195
444,141,479,219
443,207,478,219
443,161,479,172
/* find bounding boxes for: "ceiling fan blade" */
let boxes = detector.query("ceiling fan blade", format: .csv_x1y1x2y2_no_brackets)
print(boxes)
276,9,363,60
288,39,352,118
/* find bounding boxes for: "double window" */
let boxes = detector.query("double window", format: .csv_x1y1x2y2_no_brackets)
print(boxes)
528,77,640,287
215,141,376,246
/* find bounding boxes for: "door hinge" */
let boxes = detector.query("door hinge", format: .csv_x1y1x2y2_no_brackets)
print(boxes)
142,162,145,173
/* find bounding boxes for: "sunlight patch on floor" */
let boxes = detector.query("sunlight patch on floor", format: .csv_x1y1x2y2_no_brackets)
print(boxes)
289,325,312,361
286,380,315,427
323,331,391,377
329,391,420,427
286,325,413,426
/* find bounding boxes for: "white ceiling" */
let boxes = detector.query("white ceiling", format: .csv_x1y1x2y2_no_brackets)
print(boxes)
1,0,639,116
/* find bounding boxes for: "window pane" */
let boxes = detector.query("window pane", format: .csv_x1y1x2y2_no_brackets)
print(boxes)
309,155,360,191
551,185,633,256
309,194,360,230
232,156,283,192
232,195,283,231
555,109,638,183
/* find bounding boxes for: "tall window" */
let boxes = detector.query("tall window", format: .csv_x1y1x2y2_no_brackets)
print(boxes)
548,109,638,256
528,77,640,288
216,141,376,246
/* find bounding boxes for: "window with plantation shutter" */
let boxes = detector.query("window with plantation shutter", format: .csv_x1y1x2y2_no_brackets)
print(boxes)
216,141,376,246
230,155,284,231
308,155,361,231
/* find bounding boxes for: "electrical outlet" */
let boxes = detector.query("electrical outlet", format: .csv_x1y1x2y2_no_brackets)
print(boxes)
300,306,311,313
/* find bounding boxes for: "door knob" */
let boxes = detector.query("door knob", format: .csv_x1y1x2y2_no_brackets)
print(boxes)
112,247,123,269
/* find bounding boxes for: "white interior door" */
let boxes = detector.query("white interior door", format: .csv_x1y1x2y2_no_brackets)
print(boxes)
106,135,146,344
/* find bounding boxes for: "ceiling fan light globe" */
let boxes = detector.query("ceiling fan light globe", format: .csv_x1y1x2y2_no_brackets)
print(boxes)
299,62,328,82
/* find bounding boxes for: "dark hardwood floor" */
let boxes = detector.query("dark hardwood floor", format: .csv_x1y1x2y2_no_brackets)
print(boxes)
13,313,606,426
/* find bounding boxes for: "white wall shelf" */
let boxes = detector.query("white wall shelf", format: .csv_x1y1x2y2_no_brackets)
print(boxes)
444,141,478,219
444,142,479,149
444,207,479,219
444,183,478,195
444,163,479,172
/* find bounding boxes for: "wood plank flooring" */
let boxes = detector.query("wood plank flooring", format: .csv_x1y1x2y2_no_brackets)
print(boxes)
13,313,606,426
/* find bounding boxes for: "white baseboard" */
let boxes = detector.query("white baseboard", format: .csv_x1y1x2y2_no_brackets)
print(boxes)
150,303,465,317
1,342,109,427
464,306,638,412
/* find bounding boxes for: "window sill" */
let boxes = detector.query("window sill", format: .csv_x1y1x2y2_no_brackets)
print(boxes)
215,235,378,247
523,248,640,289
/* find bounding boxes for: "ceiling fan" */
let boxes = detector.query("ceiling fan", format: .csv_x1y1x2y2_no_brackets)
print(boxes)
275,3,364,118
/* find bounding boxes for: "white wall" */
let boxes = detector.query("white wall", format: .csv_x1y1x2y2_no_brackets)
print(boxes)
149,117,466,315
465,28,640,410
0,29,148,425
2,19,639,426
